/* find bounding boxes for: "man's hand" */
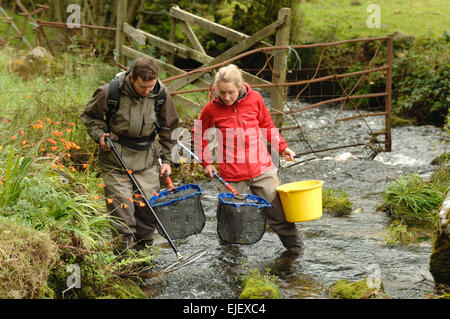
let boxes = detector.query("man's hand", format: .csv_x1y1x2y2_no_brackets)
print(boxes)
281,147,296,161
160,163,171,177
99,132,118,151
204,164,218,178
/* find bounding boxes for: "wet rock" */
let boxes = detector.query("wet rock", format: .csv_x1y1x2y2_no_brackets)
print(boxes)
9,46,63,79
429,190,450,285
322,187,353,216
431,153,450,166
328,278,386,299
239,270,281,299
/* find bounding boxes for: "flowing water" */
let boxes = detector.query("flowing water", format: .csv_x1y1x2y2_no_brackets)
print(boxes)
143,102,447,299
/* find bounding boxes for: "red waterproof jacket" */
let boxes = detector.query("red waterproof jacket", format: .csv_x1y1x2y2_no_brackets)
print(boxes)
194,83,288,181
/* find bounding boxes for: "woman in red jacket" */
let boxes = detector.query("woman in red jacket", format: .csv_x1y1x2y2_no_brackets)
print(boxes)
194,64,304,253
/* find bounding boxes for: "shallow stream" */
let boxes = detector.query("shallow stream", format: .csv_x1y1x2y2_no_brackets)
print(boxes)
144,103,446,299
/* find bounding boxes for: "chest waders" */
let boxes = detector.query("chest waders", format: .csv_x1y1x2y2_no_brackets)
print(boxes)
106,73,164,150
106,137,206,273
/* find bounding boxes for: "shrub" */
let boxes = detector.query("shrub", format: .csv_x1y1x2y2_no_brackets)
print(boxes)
383,221,416,246
383,174,444,224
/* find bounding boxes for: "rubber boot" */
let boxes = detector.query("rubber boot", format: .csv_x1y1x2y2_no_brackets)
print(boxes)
279,233,305,255
134,237,154,251
114,234,136,255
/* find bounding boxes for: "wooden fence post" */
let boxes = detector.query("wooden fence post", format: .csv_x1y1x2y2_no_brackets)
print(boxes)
271,7,291,128
115,0,127,64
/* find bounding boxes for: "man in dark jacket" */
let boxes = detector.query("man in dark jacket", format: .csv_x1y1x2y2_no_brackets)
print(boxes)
81,56,179,251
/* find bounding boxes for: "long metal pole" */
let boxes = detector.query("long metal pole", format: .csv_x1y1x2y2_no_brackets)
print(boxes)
385,34,394,152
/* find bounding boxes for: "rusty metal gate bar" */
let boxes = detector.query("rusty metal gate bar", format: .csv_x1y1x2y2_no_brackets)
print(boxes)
0,2,393,156
163,35,394,154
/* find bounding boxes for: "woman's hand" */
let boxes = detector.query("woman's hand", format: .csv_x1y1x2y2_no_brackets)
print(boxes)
204,164,218,178
281,147,296,161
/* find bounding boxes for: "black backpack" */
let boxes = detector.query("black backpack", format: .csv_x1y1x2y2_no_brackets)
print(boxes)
105,72,166,150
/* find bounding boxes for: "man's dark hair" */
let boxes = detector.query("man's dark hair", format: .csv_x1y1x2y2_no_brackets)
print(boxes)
130,56,159,81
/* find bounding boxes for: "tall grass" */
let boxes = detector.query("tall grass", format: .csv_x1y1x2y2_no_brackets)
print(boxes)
0,49,117,151
383,174,444,224
297,0,449,42
0,148,33,209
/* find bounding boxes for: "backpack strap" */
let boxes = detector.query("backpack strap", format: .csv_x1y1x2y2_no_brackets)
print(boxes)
154,84,166,113
105,76,122,132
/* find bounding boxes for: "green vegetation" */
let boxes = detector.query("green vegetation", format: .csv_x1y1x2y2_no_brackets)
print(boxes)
0,217,58,298
381,173,446,225
239,268,281,299
297,0,449,42
0,48,156,299
291,1,449,127
383,221,416,246
329,278,386,299
322,187,353,215
391,35,449,125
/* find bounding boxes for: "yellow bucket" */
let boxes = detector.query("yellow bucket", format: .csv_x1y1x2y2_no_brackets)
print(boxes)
276,180,324,222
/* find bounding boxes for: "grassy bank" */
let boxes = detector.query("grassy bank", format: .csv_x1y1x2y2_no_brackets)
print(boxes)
0,48,157,298
291,0,449,127
296,0,449,43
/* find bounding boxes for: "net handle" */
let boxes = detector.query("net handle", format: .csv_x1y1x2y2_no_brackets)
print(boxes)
158,158,176,191
213,172,239,195
177,141,239,195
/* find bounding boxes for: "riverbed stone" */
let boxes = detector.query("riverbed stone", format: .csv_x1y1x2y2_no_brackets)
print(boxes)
9,46,63,79
429,190,450,285
328,278,385,299
239,270,281,299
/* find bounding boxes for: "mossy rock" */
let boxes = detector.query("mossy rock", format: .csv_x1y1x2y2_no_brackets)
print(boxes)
48,261,149,299
239,270,281,299
9,47,63,79
429,191,450,285
323,188,353,216
431,153,450,166
239,277,281,299
0,217,59,298
430,242,450,285
329,278,384,299
391,116,414,127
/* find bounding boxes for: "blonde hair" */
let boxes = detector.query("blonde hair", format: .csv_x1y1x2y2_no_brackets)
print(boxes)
213,64,244,91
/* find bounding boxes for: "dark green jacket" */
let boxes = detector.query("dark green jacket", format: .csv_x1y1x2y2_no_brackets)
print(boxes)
81,72,179,171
